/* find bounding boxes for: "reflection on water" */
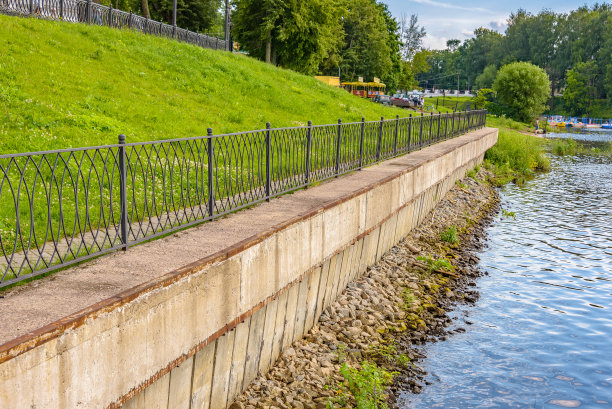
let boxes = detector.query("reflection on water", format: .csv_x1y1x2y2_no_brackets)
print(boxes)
399,129,612,408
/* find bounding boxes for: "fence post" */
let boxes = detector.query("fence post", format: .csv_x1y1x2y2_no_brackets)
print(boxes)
305,120,312,186
359,117,365,169
59,0,64,19
118,134,128,251
451,111,456,137
265,122,271,201
207,128,215,217
407,115,412,152
86,0,91,23
335,119,342,175
29,0,33,15
108,4,112,27
376,117,383,161
128,10,132,29
444,113,448,139
393,114,399,155
436,113,441,142
419,113,424,148
428,112,433,145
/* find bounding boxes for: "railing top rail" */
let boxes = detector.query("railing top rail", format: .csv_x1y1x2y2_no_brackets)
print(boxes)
0,109,488,288
0,110,487,158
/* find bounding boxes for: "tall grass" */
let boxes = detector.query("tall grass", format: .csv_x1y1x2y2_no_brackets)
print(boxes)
484,123,550,185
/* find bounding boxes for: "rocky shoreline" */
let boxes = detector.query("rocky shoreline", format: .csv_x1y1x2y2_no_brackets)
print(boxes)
230,167,500,409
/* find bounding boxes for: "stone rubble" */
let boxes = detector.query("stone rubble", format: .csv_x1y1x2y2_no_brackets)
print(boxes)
230,168,499,409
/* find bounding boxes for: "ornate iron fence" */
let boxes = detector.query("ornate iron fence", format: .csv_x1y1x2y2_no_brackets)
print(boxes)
0,0,228,51
0,110,487,288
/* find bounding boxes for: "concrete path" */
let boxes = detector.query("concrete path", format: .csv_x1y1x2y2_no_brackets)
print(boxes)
0,129,495,347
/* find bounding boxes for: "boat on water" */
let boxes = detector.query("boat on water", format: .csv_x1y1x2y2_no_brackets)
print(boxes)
571,122,585,128
556,122,567,127
602,123,612,129
586,124,601,128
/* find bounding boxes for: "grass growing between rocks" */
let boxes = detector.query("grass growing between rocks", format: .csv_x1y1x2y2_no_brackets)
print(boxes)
439,226,459,246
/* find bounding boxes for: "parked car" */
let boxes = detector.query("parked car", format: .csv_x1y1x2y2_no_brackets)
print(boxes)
373,95,392,105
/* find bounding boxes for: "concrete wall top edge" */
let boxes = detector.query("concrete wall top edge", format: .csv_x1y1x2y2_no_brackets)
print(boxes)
0,128,498,365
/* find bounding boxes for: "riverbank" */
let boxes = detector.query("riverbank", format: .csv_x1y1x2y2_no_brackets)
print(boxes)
229,168,500,409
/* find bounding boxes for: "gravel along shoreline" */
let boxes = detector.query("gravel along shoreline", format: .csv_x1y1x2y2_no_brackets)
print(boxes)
230,167,500,409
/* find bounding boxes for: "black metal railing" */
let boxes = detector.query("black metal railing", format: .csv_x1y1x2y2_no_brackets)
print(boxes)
0,0,229,51
0,110,487,288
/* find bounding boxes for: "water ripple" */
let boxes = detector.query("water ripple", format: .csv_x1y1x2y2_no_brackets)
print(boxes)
400,130,612,408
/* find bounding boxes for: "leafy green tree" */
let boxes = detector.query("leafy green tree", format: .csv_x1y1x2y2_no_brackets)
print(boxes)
148,0,222,32
474,64,497,89
493,62,551,121
339,0,392,82
232,0,342,74
563,61,597,116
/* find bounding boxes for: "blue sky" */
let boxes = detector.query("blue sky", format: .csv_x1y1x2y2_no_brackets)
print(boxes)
384,0,602,49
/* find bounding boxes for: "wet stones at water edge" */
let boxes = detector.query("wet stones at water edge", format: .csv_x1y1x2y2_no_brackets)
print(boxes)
229,168,500,409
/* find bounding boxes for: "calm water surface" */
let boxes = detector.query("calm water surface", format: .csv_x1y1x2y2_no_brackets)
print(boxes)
400,129,612,408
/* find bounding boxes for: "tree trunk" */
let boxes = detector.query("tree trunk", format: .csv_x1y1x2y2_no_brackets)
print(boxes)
141,0,150,19
265,31,271,64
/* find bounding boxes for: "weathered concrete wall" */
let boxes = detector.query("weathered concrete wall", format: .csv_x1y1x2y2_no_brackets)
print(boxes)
0,128,497,409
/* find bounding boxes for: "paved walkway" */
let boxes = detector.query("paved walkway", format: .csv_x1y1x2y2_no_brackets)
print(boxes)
0,129,494,347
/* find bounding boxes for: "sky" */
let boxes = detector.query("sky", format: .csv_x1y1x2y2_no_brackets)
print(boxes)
384,0,603,49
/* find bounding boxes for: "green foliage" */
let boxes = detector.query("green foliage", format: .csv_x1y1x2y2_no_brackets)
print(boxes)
563,62,598,116
493,62,551,122
339,361,395,409
232,0,343,74
417,255,453,273
439,226,459,245
368,340,411,368
0,15,408,152
339,0,393,83
551,138,578,156
501,209,516,219
474,64,498,89
484,120,551,185
417,5,611,117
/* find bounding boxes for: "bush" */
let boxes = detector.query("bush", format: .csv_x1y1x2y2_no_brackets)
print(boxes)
493,62,551,122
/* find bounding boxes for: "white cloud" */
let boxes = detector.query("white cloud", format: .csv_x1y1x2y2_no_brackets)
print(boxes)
404,0,495,14
489,19,507,32
423,34,449,50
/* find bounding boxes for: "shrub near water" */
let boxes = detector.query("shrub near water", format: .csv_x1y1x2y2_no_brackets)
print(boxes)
484,127,550,185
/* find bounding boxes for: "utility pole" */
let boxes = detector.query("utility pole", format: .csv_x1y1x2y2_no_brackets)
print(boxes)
457,72,459,93
224,0,230,51
171,0,176,31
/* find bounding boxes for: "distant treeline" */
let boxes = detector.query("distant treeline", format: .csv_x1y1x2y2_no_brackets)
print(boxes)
417,4,611,115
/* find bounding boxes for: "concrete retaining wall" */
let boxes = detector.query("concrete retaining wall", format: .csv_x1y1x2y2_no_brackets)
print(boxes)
0,128,497,409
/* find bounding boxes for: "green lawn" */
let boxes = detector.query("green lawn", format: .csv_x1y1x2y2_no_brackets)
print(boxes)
0,14,410,153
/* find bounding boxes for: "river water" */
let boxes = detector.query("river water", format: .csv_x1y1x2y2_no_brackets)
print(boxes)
399,129,612,408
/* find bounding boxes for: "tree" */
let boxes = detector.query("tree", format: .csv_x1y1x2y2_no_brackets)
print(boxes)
563,61,597,116
399,14,425,61
232,0,342,74
493,62,551,121
340,0,393,82
148,0,221,32
474,64,497,89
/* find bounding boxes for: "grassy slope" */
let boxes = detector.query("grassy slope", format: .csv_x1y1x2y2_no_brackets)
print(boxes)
0,15,409,153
